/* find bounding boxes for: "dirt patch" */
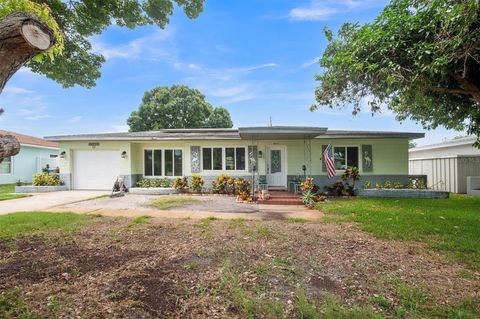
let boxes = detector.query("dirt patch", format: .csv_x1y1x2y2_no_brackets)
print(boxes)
0,217,478,318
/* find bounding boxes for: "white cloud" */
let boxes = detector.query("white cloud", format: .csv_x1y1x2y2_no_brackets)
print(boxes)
91,28,174,60
2,86,35,95
300,57,320,68
289,6,337,21
289,0,384,21
110,124,129,132
25,114,51,121
68,116,82,123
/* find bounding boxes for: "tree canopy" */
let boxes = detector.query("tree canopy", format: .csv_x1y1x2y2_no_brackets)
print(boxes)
312,0,480,146
0,0,204,89
127,85,234,131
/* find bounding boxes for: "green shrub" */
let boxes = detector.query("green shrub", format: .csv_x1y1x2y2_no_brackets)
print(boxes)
135,178,172,188
211,174,236,194
173,177,189,190
190,174,204,193
363,181,372,189
235,178,251,200
32,173,60,186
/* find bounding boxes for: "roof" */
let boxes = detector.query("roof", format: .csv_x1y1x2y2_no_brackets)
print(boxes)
45,126,424,142
410,136,477,152
0,129,58,148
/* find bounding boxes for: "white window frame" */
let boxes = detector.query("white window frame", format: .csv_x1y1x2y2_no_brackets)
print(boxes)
143,148,184,177
0,156,13,175
201,146,248,172
333,145,360,172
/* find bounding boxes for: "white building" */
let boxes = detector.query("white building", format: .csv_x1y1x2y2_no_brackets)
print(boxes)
409,136,480,193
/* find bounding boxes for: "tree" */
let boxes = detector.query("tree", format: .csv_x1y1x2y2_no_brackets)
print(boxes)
312,0,480,147
127,85,234,131
0,0,204,91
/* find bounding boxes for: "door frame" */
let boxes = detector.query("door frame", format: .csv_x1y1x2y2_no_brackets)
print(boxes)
266,145,287,188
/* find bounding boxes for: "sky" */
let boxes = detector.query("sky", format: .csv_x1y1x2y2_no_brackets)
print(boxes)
0,0,468,146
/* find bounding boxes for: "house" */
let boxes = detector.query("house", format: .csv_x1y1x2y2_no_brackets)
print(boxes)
409,136,480,193
0,130,59,184
45,126,424,191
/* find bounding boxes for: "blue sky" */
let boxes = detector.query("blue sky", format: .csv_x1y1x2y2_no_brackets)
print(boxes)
0,0,466,145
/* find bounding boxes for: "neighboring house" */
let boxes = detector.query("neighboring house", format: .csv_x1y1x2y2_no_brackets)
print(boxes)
0,130,59,184
46,126,424,191
409,136,480,193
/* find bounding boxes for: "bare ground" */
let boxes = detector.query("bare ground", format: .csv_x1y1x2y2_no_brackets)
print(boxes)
0,217,479,318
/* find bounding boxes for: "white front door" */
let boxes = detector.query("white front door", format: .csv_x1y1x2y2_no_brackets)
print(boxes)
73,150,121,190
267,146,287,187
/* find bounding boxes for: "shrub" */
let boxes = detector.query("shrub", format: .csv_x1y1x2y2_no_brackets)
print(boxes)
212,174,236,194
135,178,172,188
32,173,60,186
407,178,427,189
190,174,204,193
325,181,346,196
383,180,393,189
235,178,251,200
173,177,189,191
341,167,360,195
302,190,316,207
300,177,319,193
363,181,372,189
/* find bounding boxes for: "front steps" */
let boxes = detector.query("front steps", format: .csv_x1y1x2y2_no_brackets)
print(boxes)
257,190,304,205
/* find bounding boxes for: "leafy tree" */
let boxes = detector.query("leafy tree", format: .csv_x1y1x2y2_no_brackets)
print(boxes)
312,0,480,147
127,85,234,131
0,0,204,89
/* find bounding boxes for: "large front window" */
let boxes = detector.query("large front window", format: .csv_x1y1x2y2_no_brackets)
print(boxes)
333,146,359,170
144,149,182,177
202,147,246,171
0,156,12,174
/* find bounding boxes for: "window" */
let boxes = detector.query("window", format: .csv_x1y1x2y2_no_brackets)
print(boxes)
144,149,182,177
0,157,12,174
202,147,246,171
202,147,223,170
333,146,359,170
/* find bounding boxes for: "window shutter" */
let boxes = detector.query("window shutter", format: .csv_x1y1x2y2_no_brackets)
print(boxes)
190,146,201,173
321,145,327,172
248,145,258,172
361,145,373,172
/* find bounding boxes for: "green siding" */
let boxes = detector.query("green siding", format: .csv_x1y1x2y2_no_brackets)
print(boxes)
57,138,409,178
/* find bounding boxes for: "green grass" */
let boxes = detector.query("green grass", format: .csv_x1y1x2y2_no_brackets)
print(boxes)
127,215,152,227
318,195,480,270
0,212,95,239
286,217,309,223
0,184,29,201
150,195,199,210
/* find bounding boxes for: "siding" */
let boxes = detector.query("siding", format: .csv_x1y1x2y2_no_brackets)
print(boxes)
0,145,59,184
59,137,410,179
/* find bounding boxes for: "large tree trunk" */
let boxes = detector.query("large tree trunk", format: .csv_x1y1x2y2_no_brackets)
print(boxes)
0,135,20,162
0,12,55,94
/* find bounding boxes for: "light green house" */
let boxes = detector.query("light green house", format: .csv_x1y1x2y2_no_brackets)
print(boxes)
46,126,424,190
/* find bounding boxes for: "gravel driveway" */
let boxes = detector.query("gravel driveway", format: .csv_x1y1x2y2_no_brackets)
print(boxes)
63,194,259,214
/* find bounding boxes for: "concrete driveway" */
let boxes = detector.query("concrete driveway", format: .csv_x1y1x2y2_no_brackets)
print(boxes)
0,191,109,215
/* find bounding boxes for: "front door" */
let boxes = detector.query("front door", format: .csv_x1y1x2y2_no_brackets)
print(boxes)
267,146,287,188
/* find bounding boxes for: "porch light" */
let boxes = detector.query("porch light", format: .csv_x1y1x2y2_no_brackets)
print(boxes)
121,151,127,158
59,151,66,159
258,150,263,158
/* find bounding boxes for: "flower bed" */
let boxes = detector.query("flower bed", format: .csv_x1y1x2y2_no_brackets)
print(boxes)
129,187,180,195
357,188,449,199
15,185,69,193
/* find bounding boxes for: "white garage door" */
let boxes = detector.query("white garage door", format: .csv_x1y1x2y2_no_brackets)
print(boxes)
73,150,121,190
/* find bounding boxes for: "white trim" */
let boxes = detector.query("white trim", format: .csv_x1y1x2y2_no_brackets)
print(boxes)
20,143,59,151
142,147,184,178
200,146,248,173
332,145,361,173
266,145,287,188
0,156,13,175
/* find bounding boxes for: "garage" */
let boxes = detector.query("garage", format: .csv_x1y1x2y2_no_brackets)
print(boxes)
73,150,121,190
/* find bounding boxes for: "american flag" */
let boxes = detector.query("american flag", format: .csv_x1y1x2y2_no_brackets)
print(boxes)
323,144,336,179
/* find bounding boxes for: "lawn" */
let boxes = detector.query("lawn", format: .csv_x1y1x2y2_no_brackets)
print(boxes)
0,211,96,239
0,184,29,201
150,195,199,210
318,194,480,270
0,211,478,318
